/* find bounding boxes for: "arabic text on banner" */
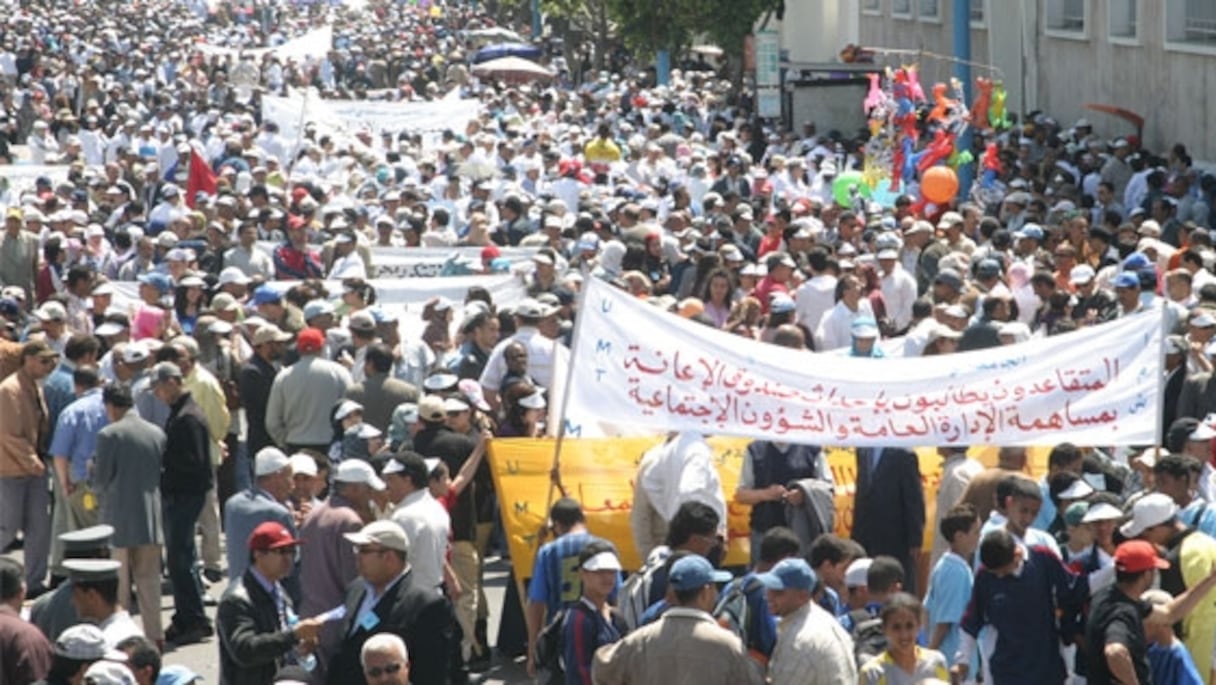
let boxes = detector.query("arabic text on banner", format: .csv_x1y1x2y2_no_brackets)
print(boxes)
486,438,1050,578
565,279,1163,447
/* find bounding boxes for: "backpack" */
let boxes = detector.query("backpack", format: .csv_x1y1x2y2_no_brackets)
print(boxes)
713,575,774,664
620,548,670,630
849,609,886,668
534,603,580,683
534,600,602,684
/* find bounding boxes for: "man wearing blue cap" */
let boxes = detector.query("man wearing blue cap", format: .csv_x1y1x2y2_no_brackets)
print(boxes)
592,555,762,685
1112,271,1146,316
758,558,856,685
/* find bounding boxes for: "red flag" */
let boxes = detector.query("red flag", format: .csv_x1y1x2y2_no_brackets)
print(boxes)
185,149,217,209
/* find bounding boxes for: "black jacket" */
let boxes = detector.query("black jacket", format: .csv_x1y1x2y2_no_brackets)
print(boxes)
413,424,478,540
161,391,214,495
238,356,278,457
216,570,299,685
851,447,926,593
327,569,454,685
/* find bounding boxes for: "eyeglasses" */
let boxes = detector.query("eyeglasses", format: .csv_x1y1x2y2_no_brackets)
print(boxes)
355,546,387,556
365,662,404,678
268,547,295,556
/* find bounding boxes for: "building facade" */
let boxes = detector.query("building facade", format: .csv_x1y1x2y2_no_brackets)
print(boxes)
857,0,1216,160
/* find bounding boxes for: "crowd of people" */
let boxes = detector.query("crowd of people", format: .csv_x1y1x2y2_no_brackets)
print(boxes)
1,0,1216,684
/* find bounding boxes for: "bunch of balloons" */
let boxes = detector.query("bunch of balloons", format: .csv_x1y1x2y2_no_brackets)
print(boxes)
861,68,1012,209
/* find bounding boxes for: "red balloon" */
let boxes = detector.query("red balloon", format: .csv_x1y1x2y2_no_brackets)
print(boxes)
921,166,959,204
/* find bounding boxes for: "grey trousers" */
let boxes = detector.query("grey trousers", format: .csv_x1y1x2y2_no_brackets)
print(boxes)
0,474,51,589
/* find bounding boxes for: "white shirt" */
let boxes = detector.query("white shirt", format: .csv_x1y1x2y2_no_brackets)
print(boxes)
638,432,727,528
99,610,143,648
479,325,564,391
879,265,918,332
391,489,450,592
769,602,857,685
814,299,874,352
328,251,367,280
794,274,837,333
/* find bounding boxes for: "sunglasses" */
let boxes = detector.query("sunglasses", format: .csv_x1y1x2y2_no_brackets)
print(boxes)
366,662,404,678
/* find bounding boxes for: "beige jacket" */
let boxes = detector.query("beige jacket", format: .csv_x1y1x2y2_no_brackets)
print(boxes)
0,369,47,478
592,608,764,685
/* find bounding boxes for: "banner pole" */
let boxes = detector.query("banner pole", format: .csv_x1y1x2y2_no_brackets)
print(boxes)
1154,305,1168,449
516,279,593,653
287,88,310,176
537,279,594,527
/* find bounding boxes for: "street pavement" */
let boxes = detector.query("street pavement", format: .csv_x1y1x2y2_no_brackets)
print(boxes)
13,541,531,683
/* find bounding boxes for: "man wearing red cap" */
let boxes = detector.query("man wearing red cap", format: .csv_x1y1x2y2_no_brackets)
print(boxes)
266,327,352,454
273,215,323,280
1087,540,1216,685
217,521,323,685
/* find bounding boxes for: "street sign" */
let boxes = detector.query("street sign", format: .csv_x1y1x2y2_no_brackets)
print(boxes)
758,87,781,118
755,30,780,88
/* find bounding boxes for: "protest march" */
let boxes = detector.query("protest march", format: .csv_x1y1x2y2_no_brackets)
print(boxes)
1,0,1215,684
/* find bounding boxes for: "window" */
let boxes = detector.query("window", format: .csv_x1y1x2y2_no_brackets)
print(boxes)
862,0,880,12
1109,0,1137,39
892,0,911,17
970,0,985,24
1166,0,1216,47
1045,0,1086,34
918,0,939,20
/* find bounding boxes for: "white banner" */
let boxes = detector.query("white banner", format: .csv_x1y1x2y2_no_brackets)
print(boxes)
195,25,332,62
261,92,479,144
1,164,72,193
109,273,526,339
564,279,1164,447
246,242,538,278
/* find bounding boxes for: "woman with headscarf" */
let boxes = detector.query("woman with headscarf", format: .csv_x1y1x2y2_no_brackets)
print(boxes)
593,239,626,281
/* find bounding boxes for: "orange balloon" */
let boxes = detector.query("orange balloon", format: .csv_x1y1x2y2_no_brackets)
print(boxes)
920,165,959,204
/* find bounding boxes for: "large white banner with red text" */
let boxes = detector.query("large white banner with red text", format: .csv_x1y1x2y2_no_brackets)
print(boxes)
565,278,1164,447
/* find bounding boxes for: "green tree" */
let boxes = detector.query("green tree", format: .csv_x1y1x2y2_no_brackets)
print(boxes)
606,0,781,61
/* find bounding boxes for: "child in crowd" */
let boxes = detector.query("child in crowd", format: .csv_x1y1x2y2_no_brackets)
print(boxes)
859,593,949,685
925,503,979,667
1142,589,1205,685
809,534,863,616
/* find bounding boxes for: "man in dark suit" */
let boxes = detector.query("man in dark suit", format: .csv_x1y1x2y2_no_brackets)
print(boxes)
237,323,291,460
328,520,454,685
851,446,925,594
217,521,323,685
1163,334,1187,445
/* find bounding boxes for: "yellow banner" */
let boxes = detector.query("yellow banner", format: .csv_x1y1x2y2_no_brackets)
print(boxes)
487,438,1049,581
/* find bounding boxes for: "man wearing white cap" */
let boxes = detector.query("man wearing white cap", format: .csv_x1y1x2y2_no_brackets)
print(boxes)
877,246,917,333
1069,264,1118,326
299,459,385,670
223,447,297,588
329,520,454,685
288,453,323,515
477,297,564,410
383,452,450,593
45,624,130,685
1121,492,1216,678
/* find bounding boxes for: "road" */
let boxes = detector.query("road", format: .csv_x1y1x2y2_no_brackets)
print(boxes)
14,540,531,683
